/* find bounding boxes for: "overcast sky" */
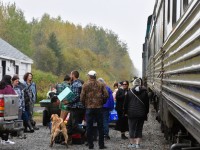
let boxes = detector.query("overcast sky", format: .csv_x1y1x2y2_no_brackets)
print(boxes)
2,0,155,76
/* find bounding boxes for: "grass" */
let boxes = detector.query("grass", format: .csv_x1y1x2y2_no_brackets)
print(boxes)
34,111,42,116
34,103,40,107
33,111,42,123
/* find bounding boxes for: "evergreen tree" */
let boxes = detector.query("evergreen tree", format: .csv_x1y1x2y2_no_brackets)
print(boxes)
47,32,61,57
47,32,63,75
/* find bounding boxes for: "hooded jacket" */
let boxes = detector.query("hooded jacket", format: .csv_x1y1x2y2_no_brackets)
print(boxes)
124,86,149,120
103,86,114,110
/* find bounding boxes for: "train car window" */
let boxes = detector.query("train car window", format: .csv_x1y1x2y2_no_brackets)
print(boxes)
177,1,181,21
183,0,188,12
172,0,177,26
188,0,192,4
167,0,170,24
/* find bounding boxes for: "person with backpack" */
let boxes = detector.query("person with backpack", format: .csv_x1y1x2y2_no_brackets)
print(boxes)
22,80,35,133
23,72,39,130
124,78,149,149
56,74,71,120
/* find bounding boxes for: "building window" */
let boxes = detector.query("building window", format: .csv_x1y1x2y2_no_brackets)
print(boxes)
2,61,6,77
167,0,170,24
15,65,19,74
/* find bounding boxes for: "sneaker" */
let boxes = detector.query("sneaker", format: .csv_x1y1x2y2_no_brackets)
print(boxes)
128,144,136,148
135,144,140,149
4,139,15,145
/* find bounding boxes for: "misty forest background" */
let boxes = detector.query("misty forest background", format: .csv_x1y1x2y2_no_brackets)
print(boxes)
0,3,136,101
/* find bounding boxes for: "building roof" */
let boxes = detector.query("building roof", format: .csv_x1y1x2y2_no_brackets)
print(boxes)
0,38,33,64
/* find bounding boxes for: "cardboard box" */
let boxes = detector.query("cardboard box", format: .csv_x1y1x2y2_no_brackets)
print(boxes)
57,87,75,102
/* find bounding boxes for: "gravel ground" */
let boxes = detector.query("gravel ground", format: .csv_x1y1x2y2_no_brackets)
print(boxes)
0,105,169,150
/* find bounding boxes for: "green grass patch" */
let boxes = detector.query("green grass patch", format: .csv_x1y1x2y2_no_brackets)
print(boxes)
34,111,42,117
34,103,40,107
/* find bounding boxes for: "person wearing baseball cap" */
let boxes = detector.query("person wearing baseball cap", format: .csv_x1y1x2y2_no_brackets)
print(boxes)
81,70,108,149
87,70,96,76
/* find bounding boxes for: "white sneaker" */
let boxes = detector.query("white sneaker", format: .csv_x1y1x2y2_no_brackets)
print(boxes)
4,139,15,145
135,144,140,149
128,144,136,148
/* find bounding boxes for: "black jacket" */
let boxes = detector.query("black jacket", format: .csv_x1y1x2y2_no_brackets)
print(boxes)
115,88,129,113
124,86,149,120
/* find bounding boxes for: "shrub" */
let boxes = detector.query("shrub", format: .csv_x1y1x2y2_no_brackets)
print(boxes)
32,69,61,103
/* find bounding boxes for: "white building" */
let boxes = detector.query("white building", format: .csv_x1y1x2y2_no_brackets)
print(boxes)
0,38,33,80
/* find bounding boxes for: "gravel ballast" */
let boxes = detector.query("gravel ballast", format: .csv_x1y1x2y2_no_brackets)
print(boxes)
0,105,169,150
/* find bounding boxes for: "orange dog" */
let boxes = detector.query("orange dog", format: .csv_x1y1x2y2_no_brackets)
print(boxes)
50,114,68,147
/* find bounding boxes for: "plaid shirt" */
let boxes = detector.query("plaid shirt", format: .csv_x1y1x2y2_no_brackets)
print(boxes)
13,86,25,112
68,79,84,108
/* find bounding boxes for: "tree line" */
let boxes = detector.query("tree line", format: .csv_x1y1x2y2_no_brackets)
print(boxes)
0,2,136,87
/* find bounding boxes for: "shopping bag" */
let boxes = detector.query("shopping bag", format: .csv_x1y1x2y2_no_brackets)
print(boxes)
109,109,118,122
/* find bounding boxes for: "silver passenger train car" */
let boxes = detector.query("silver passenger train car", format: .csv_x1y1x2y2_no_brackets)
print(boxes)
142,0,200,149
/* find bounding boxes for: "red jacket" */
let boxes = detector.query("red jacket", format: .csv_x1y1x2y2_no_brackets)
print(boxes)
0,85,16,94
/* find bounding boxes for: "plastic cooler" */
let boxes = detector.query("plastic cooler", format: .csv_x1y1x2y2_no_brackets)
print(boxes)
39,99,60,113
40,99,60,126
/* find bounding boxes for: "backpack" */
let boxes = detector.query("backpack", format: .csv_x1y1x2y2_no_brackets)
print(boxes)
72,134,84,145
23,85,32,105
56,82,69,95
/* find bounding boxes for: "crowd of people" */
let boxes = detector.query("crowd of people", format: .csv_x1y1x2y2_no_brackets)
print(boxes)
0,70,149,149
0,73,38,145
50,70,149,149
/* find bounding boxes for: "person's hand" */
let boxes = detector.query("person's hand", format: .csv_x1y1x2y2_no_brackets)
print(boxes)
63,100,68,104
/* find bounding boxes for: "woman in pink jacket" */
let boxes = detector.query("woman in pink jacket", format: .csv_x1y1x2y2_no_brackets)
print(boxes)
0,75,16,145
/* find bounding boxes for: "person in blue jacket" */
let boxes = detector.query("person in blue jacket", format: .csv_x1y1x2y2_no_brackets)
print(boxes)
98,78,114,140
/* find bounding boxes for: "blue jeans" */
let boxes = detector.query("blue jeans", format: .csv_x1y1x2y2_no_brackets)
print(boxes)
103,108,110,136
86,108,104,147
